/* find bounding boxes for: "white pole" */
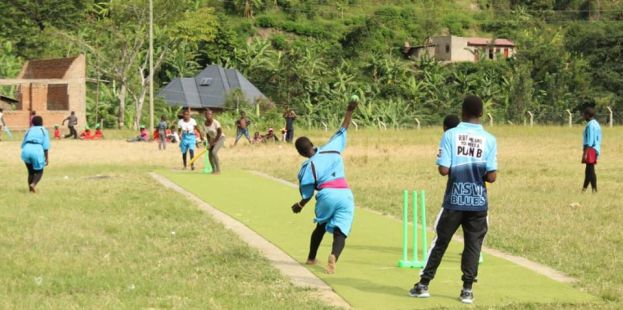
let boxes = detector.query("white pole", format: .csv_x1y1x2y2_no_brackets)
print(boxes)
321,122,328,132
527,111,534,127
566,109,572,127
415,118,421,130
607,106,613,128
378,121,387,131
148,0,154,134
487,113,493,127
351,120,358,131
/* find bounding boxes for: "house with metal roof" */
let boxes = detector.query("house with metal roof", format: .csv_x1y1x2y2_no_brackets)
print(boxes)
158,65,266,110
403,35,516,63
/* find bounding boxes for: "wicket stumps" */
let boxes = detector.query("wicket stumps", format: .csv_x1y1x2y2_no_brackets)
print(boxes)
398,190,428,268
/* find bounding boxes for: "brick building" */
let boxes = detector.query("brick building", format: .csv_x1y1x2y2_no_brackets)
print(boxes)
0,55,86,130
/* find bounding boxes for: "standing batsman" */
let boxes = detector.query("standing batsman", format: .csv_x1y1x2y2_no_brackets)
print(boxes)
409,95,497,304
291,98,358,274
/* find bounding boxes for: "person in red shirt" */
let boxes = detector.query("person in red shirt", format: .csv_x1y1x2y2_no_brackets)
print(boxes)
80,126,94,140
53,125,61,140
93,124,104,140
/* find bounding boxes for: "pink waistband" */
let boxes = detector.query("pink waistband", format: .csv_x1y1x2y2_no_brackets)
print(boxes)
318,178,350,190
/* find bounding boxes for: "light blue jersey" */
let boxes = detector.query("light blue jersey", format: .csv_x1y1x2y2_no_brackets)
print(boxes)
437,122,497,212
21,126,50,170
297,127,355,235
583,119,601,156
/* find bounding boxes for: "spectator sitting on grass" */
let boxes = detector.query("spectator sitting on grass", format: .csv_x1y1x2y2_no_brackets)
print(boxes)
264,128,279,143
127,125,149,142
252,131,265,144
80,126,93,140
93,124,104,140
169,126,179,143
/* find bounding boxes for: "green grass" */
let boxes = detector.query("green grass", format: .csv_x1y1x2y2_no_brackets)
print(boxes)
1,125,622,309
0,161,334,309
222,126,623,308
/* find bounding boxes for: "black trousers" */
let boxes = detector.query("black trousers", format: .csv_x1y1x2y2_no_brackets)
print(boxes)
64,126,77,139
25,163,44,187
420,209,488,287
583,164,597,191
307,223,347,261
285,128,294,143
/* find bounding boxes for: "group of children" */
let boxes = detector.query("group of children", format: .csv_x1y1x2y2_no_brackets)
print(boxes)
234,109,296,145
53,124,104,140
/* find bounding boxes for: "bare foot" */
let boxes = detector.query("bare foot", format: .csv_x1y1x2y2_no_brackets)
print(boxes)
29,184,36,193
326,254,336,274
306,259,317,265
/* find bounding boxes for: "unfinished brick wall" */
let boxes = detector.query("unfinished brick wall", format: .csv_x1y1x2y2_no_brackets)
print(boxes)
2,55,85,131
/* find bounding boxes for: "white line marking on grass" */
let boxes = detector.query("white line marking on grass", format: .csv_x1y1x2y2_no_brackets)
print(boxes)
150,172,351,309
249,170,577,284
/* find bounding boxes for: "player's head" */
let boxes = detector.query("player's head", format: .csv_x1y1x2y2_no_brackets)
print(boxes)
0,108,4,112
71,111,75,115
583,107,596,121
205,109,214,121
160,115,166,121
295,137,315,158
32,115,43,126
443,114,460,131
240,111,246,117
462,95,483,121
183,109,190,121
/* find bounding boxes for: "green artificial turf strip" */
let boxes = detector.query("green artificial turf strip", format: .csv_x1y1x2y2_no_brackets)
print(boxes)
162,170,597,309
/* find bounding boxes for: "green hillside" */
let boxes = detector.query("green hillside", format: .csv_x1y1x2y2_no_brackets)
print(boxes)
1,0,622,128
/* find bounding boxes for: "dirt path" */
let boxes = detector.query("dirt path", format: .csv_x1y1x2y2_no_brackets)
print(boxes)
151,172,351,309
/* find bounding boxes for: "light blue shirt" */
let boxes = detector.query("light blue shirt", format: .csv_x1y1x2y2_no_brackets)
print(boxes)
298,128,348,200
583,119,601,156
437,122,497,211
21,126,50,151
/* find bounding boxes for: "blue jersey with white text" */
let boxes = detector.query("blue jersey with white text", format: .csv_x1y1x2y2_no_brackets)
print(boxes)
437,122,497,211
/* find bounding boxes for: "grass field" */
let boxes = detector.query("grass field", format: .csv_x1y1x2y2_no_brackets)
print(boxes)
1,125,622,308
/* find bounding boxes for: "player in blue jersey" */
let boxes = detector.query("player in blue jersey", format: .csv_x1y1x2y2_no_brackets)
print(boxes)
21,115,50,193
409,95,497,304
581,107,601,193
290,99,358,274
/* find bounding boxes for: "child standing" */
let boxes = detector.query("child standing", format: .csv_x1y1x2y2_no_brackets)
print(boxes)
157,115,168,150
178,110,200,170
581,107,601,193
409,96,497,305
53,125,61,140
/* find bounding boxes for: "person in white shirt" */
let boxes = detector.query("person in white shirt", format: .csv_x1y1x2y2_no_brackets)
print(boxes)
177,110,202,170
204,109,225,174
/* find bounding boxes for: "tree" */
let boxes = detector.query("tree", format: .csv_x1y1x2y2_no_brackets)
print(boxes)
59,0,218,128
